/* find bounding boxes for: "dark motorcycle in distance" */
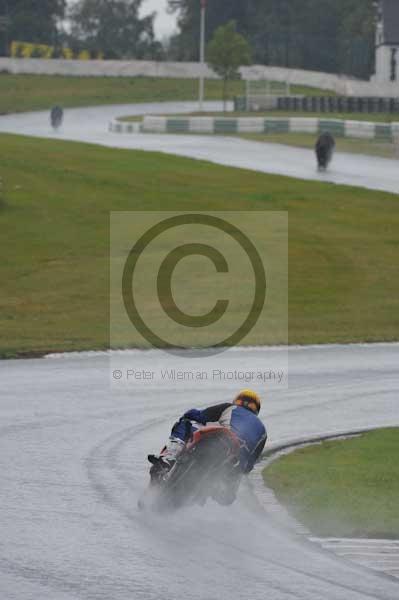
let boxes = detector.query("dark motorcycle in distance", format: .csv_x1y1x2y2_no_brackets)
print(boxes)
138,424,242,512
50,105,64,131
315,131,335,171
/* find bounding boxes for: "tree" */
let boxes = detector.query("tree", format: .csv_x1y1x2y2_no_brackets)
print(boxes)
207,20,251,111
0,0,66,54
168,0,254,61
169,0,376,79
69,0,161,59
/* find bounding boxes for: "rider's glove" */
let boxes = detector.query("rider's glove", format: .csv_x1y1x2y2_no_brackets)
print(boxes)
183,409,207,425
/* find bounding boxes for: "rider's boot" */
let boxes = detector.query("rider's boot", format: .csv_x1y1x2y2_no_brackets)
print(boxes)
148,437,185,471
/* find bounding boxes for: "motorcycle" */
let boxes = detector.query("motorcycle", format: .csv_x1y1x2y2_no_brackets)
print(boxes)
138,424,242,512
315,131,335,171
50,106,64,131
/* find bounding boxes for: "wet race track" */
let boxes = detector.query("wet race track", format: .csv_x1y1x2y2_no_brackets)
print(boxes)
0,101,398,194
1,345,399,600
1,104,399,599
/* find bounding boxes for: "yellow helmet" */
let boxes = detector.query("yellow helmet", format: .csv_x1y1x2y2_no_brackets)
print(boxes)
234,389,261,415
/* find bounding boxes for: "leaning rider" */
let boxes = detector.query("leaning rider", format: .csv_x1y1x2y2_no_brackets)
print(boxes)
148,389,267,478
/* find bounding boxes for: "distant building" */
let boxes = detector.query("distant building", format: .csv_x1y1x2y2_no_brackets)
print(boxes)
374,0,399,82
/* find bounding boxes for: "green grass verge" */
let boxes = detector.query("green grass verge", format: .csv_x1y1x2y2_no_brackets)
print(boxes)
0,74,328,115
0,74,243,114
263,429,399,538
240,132,397,159
1,133,399,357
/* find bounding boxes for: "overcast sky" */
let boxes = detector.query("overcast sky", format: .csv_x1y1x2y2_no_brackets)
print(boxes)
142,0,177,39
67,0,178,39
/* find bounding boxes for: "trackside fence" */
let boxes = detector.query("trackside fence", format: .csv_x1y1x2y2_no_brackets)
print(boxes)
235,95,399,114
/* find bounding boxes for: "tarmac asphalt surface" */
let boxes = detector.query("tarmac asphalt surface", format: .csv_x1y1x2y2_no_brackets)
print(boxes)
0,101,398,194
1,103,399,599
1,345,399,600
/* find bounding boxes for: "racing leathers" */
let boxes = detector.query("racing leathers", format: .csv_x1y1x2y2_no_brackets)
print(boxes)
166,402,267,474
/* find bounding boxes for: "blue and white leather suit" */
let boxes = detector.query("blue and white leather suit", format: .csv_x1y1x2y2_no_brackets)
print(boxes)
170,402,267,473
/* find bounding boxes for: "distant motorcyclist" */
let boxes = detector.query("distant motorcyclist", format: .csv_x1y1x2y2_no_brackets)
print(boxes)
315,131,335,171
148,390,267,502
50,105,64,130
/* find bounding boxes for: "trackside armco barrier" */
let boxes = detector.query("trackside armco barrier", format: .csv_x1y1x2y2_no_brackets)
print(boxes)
109,121,141,134
0,58,346,92
109,116,399,141
3,57,399,96
0,57,218,79
235,95,399,114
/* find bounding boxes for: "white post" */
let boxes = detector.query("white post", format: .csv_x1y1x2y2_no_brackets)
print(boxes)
199,0,206,112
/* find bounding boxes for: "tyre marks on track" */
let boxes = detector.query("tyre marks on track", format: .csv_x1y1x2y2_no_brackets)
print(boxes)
84,418,399,599
84,418,166,520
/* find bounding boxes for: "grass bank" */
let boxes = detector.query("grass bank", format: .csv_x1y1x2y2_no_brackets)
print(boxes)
241,132,397,159
0,74,239,114
263,429,399,538
0,133,399,357
0,74,326,115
